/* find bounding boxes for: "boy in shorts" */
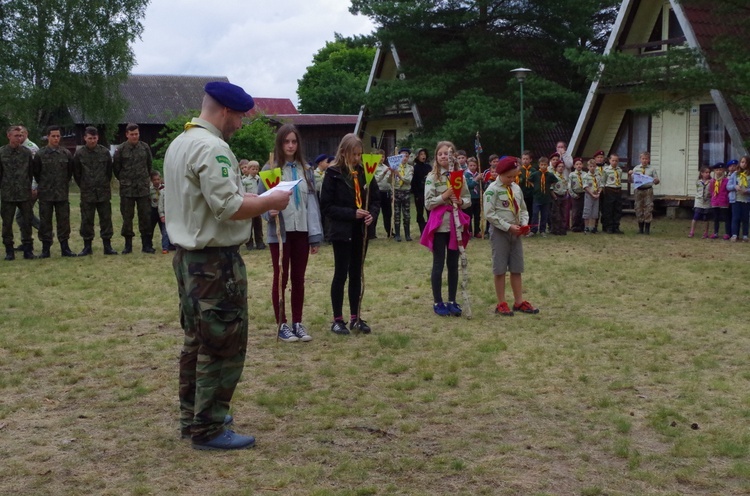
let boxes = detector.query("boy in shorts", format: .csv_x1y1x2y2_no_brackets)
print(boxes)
484,156,539,316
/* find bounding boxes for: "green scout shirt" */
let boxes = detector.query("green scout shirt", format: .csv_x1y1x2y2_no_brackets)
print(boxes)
33,146,74,202
424,169,472,233
73,144,113,203
529,170,558,205
113,140,152,197
0,144,34,202
163,117,249,250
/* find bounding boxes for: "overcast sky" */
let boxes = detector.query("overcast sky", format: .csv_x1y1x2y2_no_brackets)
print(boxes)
131,0,376,108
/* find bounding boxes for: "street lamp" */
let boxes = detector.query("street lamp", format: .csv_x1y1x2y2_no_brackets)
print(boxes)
510,67,532,157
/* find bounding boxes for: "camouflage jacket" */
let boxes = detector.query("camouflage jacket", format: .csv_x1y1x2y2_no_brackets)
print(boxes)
0,144,34,201
33,146,74,202
113,141,152,197
73,144,113,202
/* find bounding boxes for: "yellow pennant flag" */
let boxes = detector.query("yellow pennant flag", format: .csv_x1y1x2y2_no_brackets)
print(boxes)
361,154,381,186
259,167,282,190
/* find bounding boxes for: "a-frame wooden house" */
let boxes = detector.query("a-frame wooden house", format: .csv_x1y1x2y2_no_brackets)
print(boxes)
571,0,749,200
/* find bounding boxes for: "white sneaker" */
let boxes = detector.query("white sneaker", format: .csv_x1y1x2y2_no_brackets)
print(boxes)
743,236,749,243
730,235,738,242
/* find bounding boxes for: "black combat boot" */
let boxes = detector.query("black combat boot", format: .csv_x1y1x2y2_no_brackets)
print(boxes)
4,244,15,261
40,242,52,259
645,223,651,235
394,223,401,242
142,238,156,254
404,223,412,242
60,240,77,257
638,222,645,234
78,240,93,256
22,243,36,259
122,236,133,254
102,239,118,255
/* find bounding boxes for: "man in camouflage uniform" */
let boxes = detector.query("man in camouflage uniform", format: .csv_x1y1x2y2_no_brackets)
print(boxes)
164,81,290,450
0,125,35,260
32,125,76,258
113,123,154,254
14,126,41,245
73,126,118,255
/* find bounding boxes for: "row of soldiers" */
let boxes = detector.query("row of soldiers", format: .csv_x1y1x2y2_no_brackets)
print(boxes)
0,123,155,260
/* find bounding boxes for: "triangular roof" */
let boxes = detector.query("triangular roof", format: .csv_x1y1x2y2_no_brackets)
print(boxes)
570,0,749,156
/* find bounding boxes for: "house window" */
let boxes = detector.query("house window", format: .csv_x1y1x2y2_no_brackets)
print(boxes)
612,111,651,168
699,105,737,167
379,130,397,156
643,5,685,53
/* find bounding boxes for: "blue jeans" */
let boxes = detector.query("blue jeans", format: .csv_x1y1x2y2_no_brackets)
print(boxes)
731,201,749,237
532,202,550,234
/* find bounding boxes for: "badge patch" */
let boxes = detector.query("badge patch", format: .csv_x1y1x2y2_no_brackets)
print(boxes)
221,167,229,177
216,155,231,166
502,200,509,207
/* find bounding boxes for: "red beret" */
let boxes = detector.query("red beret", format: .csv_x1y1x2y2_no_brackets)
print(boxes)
548,152,560,160
594,150,605,157
496,156,519,175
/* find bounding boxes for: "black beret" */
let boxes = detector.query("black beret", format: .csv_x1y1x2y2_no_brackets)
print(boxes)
314,154,328,164
204,81,254,112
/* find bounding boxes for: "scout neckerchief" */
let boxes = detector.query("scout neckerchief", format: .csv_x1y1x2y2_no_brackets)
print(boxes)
613,166,621,187
351,169,363,208
740,171,749,188
398,162,406,187
287,162,301,207
540,170,546,193
592,172,599,191
576,170,583,189
520,164,533,187
184,121,203,131
505,184,518,219
714,177,720,196
700,180,708,200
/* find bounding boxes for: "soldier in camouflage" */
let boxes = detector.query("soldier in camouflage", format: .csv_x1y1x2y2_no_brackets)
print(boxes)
165,81,290,450
0,125,35,260
32,125,77,258
113,123,154,254
73,126,118,255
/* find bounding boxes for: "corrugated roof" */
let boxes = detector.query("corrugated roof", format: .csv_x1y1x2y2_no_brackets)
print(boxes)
248,98,298,116
274,114,357,126
119,74,228,124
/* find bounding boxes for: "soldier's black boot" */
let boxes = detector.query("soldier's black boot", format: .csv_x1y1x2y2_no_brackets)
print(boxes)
40,242,52,259
404,223,412,242
645,223,651,235
141,238,156,254
4,244,15,261
78,240,93,256
638,222,645,234
122,236,133,254
22,243,36,260
60,240,77,257
394,224,401,242
102,240,118,255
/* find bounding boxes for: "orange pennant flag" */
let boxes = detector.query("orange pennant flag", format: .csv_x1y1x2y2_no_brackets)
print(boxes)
361,154,381,186
259,167,282,190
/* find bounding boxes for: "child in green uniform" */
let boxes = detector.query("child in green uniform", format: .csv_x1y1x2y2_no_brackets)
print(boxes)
528,157,558,237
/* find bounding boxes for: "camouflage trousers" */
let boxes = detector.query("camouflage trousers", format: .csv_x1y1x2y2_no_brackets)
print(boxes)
39,200,71,243
120,195,151,238
393,190,411,234
173,246,248,443
80,201,114,241
634,187,654,223
1,200,32,245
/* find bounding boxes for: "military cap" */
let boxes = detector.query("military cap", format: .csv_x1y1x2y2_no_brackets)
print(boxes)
496,156,519,175
593,150,605,157
398,147,411,154
548,152,561,160
204,81,255,112
711,162,726,169
314,153,328,165
727,159,739,166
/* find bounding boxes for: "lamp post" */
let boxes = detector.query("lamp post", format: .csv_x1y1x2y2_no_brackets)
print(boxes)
510,68,532,157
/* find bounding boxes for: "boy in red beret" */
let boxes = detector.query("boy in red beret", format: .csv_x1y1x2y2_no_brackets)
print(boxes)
484,156,539,316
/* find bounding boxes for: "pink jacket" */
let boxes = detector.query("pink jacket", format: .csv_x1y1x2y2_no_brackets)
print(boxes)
420,204,470,251
710,177,729,207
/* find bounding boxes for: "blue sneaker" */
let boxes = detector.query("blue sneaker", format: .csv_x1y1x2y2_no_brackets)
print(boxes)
433,302,450,316
192,430,255,451
446,301,462,316
277,323,299,342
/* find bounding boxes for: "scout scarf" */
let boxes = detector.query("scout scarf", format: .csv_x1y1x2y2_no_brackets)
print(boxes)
540,172,546,193
576,170,583,189
592,174,599,190
398,163,406,187
519,165,533,186
287,162,302,207
614,168,621,187
506,184,518,218
740,171,749,188
352,170,363,208
714,178,720,196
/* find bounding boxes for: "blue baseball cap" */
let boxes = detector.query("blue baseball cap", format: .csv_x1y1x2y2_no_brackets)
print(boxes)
204,81,254,112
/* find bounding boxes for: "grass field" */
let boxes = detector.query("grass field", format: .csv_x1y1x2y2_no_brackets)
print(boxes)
1,195,749,495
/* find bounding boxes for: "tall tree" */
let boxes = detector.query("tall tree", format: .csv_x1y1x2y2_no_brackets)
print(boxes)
349,0,619,155
297,34,377,115
0,0,149,138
